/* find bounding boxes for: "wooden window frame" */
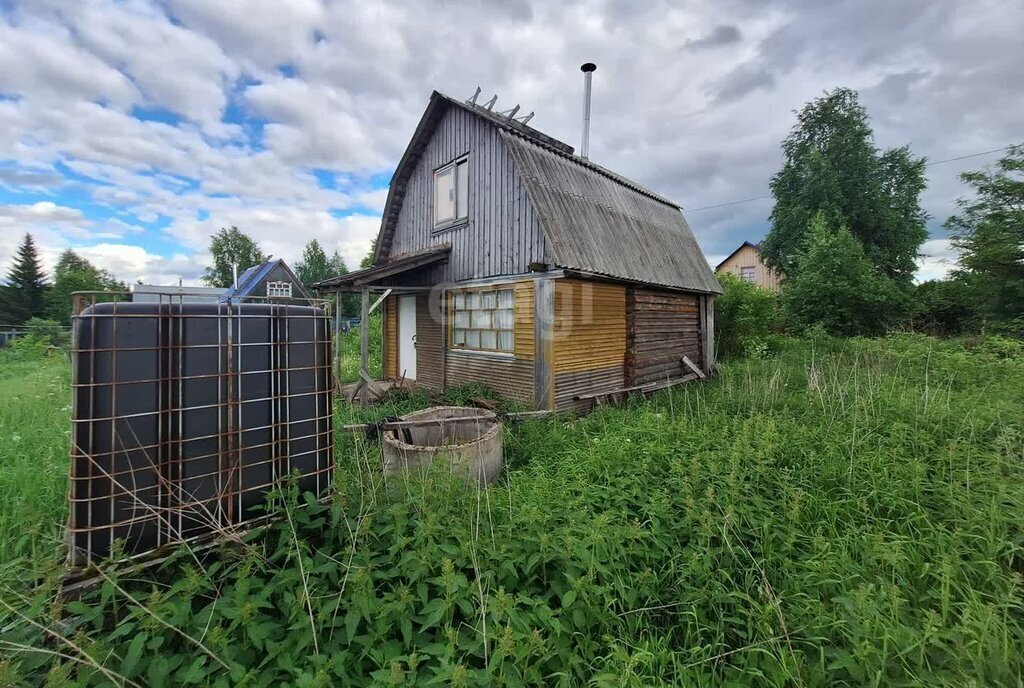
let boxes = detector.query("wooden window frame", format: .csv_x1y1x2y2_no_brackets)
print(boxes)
739,266,756,282
432,155,470,232
266,281,292,298
448,285,515,356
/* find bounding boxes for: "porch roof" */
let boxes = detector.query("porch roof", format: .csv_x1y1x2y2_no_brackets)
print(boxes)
314,244,451,291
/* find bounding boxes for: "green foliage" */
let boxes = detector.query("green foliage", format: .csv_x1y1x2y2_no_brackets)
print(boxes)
44,250,127,325
782,213,907,336
3,336,1024,685
337,311,382,383
202,226,268,288
295,239,338,287
946,144,1024,330
714,272,782,359
360,238,377,269
763,88,928,284
911,278,976,336
0,233,48,326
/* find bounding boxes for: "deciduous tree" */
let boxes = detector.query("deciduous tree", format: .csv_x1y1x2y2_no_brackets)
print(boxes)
763,88,928,284
44,250,127,325
202,226,267,288
782,212,904,335
946,144,1024,334
294,239,334,287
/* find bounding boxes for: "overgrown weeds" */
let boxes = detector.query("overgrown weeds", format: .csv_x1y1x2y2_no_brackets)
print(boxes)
1,335,1022,685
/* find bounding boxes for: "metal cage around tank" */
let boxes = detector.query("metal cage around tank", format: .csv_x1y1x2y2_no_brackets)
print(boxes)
66,291,335,566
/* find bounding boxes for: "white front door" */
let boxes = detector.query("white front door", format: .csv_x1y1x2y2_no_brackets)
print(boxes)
398,295,417,381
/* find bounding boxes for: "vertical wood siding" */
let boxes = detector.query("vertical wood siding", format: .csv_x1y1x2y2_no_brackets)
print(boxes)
389,106,550,282
415,293,442,392
384,296,397,379
716,244,784,291
625,288,703,386
552,279,626,373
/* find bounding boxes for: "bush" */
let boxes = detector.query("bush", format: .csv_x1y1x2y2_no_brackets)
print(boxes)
911,278,976,336
782,213,908,336
22,317,69,348
714,272,782,359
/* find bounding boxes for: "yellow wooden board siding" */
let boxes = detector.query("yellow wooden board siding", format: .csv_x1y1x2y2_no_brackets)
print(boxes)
716,244,784,291
552,279,626,374
384,296,398,379
514,281,534,360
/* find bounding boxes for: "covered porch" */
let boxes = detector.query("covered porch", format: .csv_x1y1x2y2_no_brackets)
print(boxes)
315,245,451,404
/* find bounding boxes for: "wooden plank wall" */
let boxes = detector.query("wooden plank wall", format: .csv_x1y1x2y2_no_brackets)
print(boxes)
441,279,536,404
625,288,703,386
384,296,398,379
445,353,534,405
554,365,624,413
550,279,627,411
514,280,535,360
389,106,550,281
415,293,442,392
716,244,784,291
552,279,626,373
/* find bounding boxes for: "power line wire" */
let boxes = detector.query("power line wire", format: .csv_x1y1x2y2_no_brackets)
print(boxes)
685,144,1015,214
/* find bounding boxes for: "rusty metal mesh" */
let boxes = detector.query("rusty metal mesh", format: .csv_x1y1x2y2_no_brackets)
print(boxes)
67,292,334,566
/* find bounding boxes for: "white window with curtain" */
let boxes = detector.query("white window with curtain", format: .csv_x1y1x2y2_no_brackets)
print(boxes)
451,287,514,353
267,281,292,298
434,156,469,227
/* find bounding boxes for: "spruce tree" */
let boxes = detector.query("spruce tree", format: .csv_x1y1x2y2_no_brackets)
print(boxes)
0,233,48,326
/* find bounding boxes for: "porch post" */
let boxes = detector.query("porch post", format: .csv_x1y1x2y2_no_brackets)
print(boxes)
359,286,370,404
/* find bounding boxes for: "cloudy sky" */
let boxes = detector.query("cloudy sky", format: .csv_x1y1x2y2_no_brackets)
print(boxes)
1,0,1020,286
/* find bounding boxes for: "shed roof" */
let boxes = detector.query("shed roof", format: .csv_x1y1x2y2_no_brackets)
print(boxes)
372,91,721,294
316,244,451,289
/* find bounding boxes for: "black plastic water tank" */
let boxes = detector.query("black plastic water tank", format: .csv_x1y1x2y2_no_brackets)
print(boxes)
68,301,333,564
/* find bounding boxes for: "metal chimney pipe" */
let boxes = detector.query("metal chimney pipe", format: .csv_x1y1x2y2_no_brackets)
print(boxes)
580,62,596,159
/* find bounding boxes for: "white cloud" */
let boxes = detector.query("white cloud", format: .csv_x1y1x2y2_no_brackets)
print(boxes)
0,201,84,224
76,243,207,285
0,0,1020,291
916,238,960,282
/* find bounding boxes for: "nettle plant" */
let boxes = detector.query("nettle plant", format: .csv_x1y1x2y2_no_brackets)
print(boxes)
2,335,1023,686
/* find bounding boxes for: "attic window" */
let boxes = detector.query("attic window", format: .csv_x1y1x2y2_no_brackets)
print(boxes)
434,156,469,226
267,281,292,298
739,266,756,282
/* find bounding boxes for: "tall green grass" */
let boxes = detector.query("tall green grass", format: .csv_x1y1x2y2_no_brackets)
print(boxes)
1,334,1022,685
0,353,70,569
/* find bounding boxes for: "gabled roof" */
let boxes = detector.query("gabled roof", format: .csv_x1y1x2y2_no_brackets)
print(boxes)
221,259,311,300
714,241,760,271
372,90,721,294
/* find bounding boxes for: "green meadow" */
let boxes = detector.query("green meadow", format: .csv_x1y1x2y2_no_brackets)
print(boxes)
1,333,1022,686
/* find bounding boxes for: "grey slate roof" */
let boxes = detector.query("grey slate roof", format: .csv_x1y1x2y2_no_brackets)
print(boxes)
372,91,721,294
502,130,721,294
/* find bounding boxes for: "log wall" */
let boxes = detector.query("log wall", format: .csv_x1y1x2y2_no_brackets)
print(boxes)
625,288,703,387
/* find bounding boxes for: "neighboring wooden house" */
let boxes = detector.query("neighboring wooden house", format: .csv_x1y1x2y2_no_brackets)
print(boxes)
715,241,784,291
221,259,311,301
317,91,721,411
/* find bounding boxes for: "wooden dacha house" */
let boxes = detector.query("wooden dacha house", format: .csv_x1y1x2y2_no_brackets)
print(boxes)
318,87,721,411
